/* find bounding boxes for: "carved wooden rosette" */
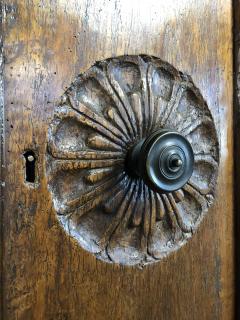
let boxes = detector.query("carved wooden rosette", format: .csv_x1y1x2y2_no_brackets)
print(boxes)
46,55,219,266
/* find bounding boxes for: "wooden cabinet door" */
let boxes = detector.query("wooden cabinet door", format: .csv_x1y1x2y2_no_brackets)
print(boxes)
1,1,235,319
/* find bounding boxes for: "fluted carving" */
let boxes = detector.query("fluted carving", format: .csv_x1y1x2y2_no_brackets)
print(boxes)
46,55,219,266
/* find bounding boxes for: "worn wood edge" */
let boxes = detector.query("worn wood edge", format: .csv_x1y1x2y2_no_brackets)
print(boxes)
0,2,4,320
233,0,240,317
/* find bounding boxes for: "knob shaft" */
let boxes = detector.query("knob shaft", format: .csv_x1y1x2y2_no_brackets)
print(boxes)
127,130,194,193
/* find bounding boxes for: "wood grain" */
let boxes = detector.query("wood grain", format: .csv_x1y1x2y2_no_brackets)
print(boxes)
233,0,240,318
1,0,234,319
0,2,4,319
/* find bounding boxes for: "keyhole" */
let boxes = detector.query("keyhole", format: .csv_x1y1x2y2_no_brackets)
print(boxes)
24,151,36,183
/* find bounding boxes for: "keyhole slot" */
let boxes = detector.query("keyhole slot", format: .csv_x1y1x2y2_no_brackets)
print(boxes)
24,151,36,183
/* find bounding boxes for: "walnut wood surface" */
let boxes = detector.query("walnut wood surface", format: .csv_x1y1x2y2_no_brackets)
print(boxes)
233,0,240,317
1,0,234,319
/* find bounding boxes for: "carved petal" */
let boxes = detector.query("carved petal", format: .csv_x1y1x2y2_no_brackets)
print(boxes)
107,181,147,265
189,155,218,195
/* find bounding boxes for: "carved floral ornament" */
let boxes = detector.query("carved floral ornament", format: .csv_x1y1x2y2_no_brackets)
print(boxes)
46,55,219,266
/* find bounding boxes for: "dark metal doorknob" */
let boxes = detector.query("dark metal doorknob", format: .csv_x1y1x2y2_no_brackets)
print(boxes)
127,130,194,193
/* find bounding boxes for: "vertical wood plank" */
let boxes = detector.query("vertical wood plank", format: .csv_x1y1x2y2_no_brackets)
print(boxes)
0,3,5,320
233,0,240,318
2,1,234,319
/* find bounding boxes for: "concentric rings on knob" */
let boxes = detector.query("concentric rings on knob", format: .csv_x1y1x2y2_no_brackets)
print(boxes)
128,130,194,193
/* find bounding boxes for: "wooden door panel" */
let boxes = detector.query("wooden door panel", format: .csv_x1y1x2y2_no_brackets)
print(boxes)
1,0,234,319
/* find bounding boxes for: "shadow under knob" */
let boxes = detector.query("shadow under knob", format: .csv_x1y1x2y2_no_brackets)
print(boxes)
127,129,194,193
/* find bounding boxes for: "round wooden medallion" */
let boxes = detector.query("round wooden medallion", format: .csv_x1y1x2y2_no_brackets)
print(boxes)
46,55,219,266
